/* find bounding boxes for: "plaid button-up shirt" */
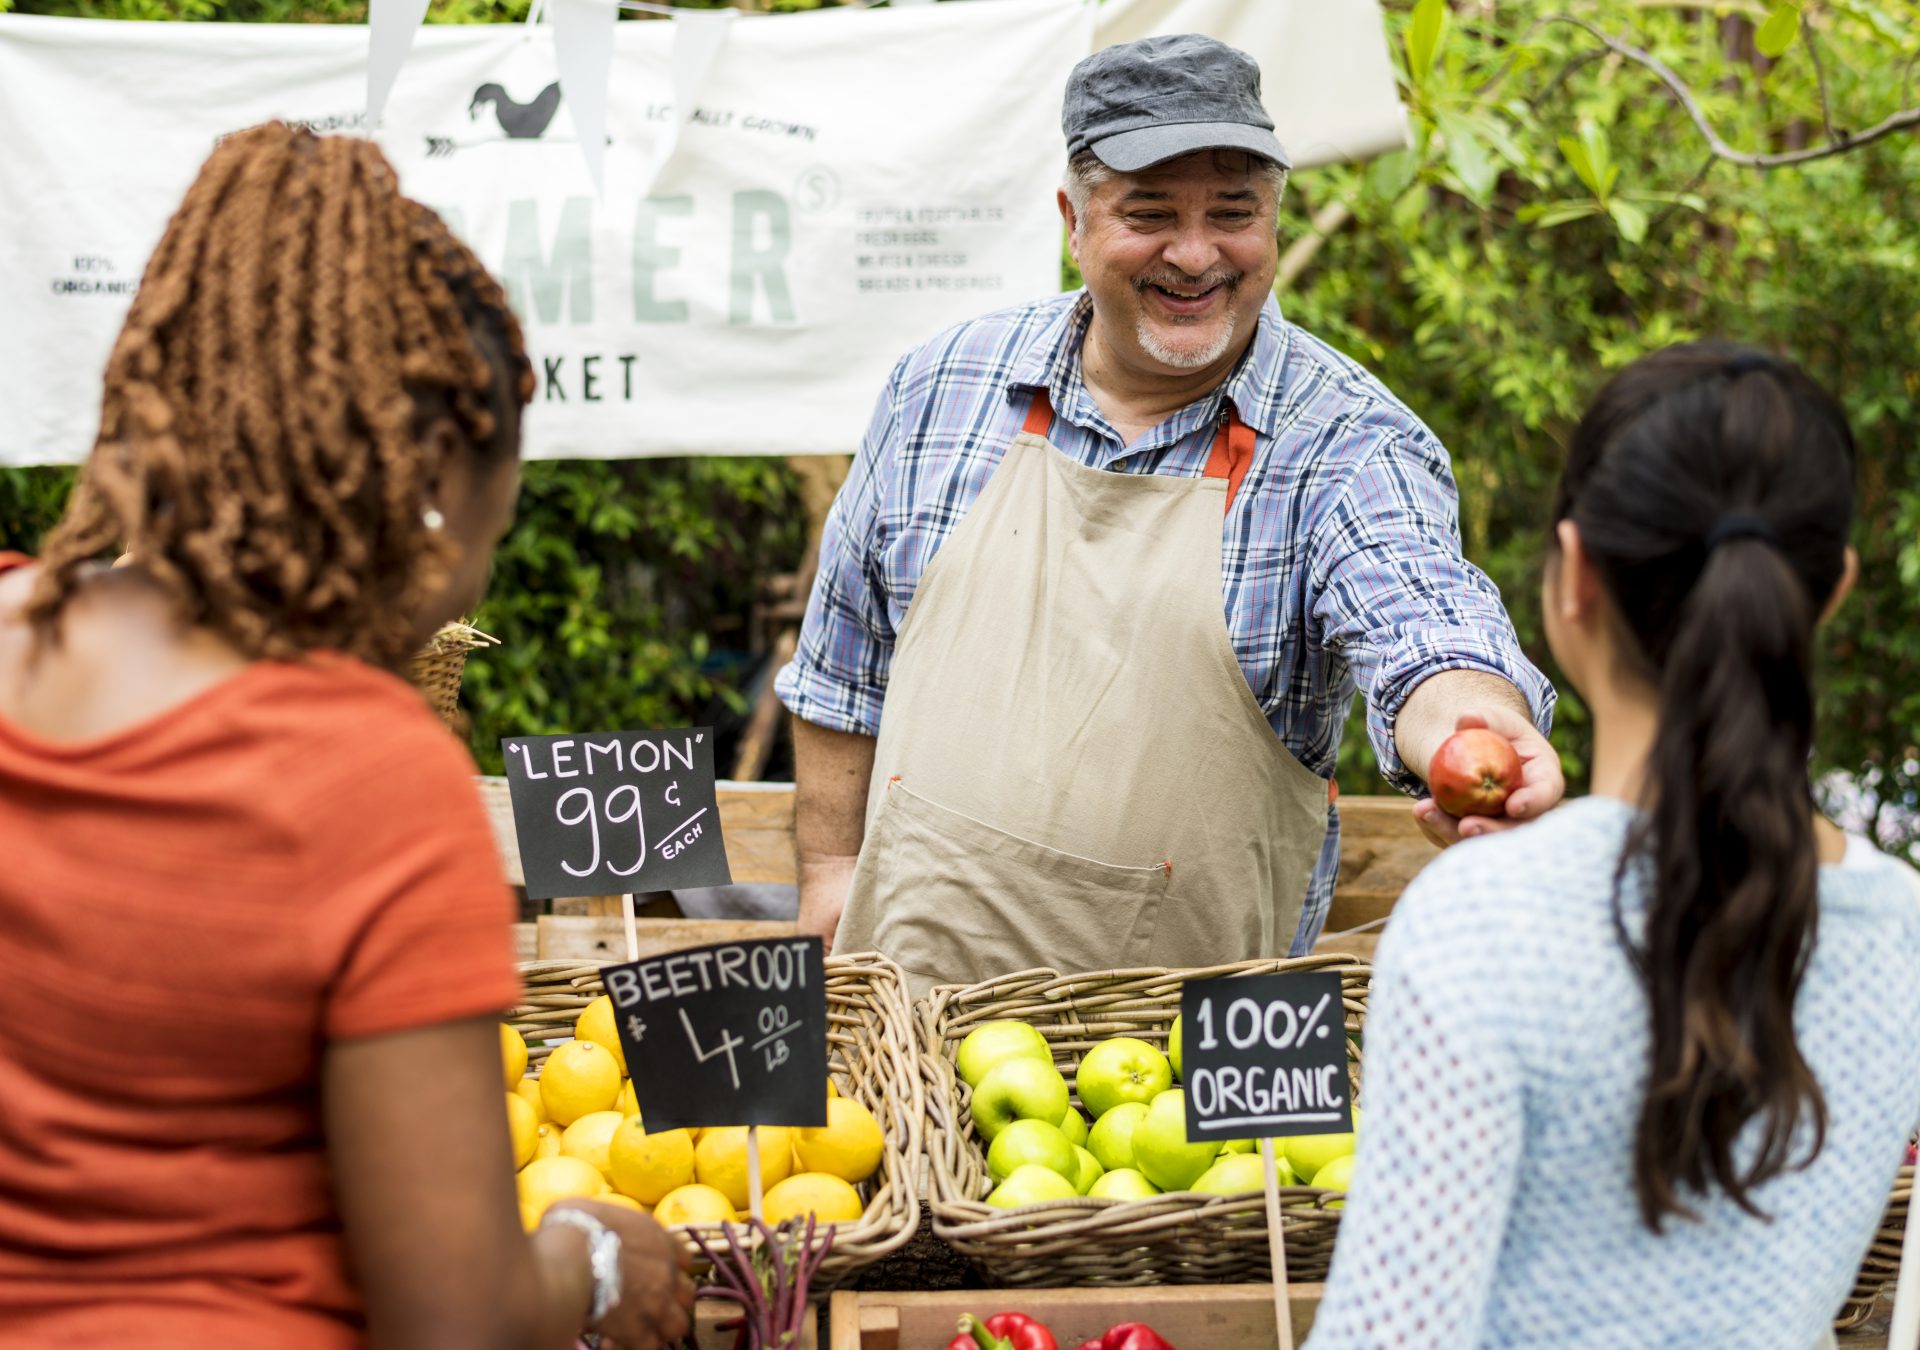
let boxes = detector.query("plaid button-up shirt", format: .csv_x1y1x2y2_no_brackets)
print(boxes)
776,291,1554,951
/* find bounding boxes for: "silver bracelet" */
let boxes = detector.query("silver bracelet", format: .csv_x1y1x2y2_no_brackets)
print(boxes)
541,1206,624,1330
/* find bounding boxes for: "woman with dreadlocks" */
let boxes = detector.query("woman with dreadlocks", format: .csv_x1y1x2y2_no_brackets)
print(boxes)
0,124,693,1349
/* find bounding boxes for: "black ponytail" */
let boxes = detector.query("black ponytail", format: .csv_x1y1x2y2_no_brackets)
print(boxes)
1553,342,1856,1231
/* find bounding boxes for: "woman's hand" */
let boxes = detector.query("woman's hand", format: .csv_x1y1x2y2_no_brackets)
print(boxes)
1412,707,1564,847
558,1201,697,1350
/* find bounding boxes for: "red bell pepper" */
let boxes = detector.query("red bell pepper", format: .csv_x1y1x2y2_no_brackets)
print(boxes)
947,1313,1060,1350
1074,1324,1176,1350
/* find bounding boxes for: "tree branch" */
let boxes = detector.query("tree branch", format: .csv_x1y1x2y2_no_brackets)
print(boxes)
1801,19,1838,145
1514,13,1920,168
1277,200,1354,292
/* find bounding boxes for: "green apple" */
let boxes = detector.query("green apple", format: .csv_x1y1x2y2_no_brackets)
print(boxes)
1282,1108,1361,1181
970,1058,1070,1142
1192,1153,1269,1195
1222,1138,1255,1155
1075,1038,1172,1119
1087,1167,1162,1201
1311,1154,1355,1207
1086,1100,1150,1172
986,1118,1076,1182
985,1163,1080,1208
956,1020,1053,1088
1168,1014,1183,1080
1131,1089,1221,1193
1071,1145,1104,1194
1056,1105,1089,1147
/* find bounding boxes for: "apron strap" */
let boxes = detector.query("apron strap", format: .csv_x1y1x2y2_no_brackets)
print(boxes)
1202,402,1257,514
1021,388,1055,438
1020,389,1254,513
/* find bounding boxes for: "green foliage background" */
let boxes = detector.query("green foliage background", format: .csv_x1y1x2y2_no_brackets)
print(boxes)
2,0,1916,842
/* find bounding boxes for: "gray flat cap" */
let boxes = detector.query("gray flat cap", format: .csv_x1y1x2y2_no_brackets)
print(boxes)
1064,33,1291,173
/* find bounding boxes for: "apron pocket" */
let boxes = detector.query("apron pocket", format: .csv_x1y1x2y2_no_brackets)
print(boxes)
860,782,1169,986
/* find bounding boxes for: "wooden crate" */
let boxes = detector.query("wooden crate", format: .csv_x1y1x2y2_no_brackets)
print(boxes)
534,914,794,961
826,1283,1324,1350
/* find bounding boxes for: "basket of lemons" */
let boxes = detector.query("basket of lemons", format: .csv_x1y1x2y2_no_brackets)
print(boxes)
503,951,921,1292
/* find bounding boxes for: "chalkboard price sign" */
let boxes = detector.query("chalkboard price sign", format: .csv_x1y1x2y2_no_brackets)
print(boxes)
1180,972,1353,1142
604,937,829,1132
501,728,732,900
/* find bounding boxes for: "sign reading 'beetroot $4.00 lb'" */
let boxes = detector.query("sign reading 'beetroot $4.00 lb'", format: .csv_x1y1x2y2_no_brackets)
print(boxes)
603,937,828,1132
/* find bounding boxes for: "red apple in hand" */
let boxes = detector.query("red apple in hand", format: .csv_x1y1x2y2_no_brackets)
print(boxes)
1429,729,1523,818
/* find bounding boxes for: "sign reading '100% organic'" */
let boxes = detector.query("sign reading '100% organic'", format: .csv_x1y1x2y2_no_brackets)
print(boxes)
1179,971,1353,1141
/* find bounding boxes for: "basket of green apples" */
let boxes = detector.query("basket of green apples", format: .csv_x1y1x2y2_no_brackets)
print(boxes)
918,955,1370,1288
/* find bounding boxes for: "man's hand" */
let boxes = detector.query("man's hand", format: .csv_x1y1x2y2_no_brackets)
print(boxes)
798,855,858,955
1412,705,1563,847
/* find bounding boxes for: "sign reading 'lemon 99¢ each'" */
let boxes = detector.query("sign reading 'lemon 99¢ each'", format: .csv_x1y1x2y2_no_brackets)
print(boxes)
501,728,731,900
1179,972,1353,1142
604,937,828,1132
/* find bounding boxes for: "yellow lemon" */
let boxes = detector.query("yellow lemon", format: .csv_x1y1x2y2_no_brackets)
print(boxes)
694,1126,795,1212
608,1116,697,1204
615,1079,639,1116
763,1172,863,1226
655,1183,737,1227
520,1199,546,1232
576,995,628,1076
794,1097,885,1185
506,1091,540,1169
827,1077,839,1098
501,1023,528,1091
518,1156,605,1218
561,1111,627,1180
594,1192,649,1214
540,1040,622,1126
532,1122,564,1161
514,1077,550,1125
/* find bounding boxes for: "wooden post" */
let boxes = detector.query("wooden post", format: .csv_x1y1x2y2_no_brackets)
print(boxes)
1260,1137,1296,1350
1891,1199,1920,1350
746,1124,766,1222
620,892,640,963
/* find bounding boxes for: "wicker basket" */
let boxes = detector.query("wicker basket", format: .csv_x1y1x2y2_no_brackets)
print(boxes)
1836,1164,1912,1331
508,952,923,1293
921,955,1371,1289
407,621,497,730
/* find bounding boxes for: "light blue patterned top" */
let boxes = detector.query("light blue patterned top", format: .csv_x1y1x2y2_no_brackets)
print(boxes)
1309,796,1920,1349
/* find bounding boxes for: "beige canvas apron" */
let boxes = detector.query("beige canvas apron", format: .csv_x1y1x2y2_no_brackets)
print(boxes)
834,390,1330,998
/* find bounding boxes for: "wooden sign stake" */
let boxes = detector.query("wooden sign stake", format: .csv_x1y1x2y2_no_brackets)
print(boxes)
746,1124,766,1223
1259,1137,1295,1350
1890,1191,1920,1350
619,891,640,963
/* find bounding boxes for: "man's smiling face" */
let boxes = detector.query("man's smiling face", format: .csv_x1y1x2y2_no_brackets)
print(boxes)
1066,148,1280,378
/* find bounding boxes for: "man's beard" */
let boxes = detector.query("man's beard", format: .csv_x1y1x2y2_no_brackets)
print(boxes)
1132,268,1241,370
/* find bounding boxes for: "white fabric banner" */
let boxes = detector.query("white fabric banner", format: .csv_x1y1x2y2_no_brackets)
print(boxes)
0,1,1406,467
1093,0,1410,168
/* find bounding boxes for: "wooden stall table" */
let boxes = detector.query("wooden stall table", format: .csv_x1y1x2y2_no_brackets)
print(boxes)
477,775,1439,964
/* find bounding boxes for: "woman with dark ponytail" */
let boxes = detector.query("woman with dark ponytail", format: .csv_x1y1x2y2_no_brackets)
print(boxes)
1308,343,1920,1348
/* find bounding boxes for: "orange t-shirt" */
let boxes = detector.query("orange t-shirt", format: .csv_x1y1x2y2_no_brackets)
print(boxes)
0,632,522,1347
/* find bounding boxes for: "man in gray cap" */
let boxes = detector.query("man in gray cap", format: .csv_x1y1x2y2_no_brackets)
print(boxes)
777,34,1561,994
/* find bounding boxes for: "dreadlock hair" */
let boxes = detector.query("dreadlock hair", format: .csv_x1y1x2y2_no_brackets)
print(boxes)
27,122,534,671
